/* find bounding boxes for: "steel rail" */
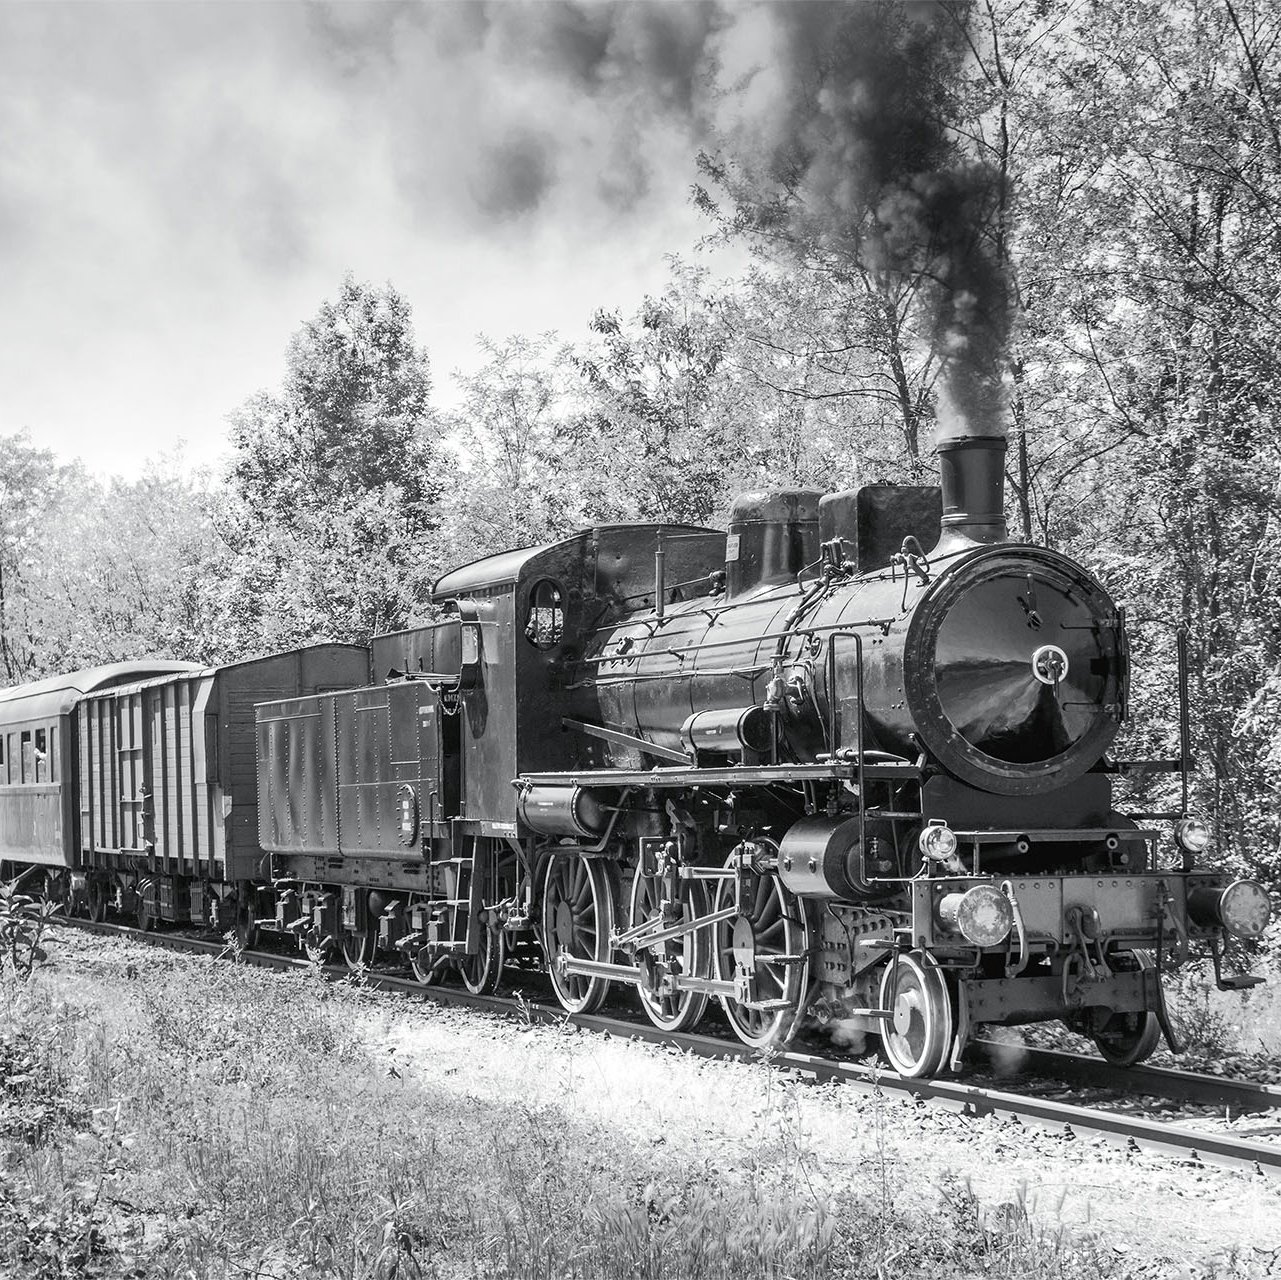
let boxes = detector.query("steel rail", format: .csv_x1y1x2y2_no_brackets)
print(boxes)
56,919,1281,1177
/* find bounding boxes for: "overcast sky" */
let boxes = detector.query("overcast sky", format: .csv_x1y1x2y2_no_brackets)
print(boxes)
0,2,762,480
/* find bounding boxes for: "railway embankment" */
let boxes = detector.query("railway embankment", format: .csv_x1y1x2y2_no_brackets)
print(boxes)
3,925,1280,1278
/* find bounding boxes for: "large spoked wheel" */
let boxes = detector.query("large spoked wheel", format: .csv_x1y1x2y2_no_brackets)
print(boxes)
629,861,710,1033
880,951,954,1079
410,945,450,986
1092,951,1161,1067
541,853,614,1015
460,923,506,996
713,856,809,1050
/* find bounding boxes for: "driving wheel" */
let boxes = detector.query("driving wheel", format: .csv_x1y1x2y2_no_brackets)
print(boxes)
629,860,710,1033
713,853,809,1049
541,853,614,1015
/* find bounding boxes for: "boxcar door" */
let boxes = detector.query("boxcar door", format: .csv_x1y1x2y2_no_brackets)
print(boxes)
115,690,152,853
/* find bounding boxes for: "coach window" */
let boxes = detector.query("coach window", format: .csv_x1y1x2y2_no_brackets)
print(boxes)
0,734,5,784
524,579,565,650
20,731,31,783
4,735,12,785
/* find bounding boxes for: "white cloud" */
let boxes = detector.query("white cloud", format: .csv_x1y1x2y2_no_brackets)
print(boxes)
0,1,765,478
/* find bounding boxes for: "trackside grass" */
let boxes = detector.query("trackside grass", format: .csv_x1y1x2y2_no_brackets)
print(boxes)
0,934,1253,1279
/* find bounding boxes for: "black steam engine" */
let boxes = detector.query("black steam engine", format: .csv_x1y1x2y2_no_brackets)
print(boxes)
258,426,1272,1076
0,430,1270,1078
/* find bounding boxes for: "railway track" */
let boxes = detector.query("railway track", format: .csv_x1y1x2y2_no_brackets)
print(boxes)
55,917,1281,1178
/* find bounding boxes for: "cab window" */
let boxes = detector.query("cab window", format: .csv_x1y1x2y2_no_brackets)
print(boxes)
524,579,565,650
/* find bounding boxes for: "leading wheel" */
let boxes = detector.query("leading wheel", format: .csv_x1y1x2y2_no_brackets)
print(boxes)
713,853,809,1050
1093,1011,1161,1067
460,924,506,996
880,951,954,1079
1092,951,1161,1066
541,853,614,1015
629,861,710,1033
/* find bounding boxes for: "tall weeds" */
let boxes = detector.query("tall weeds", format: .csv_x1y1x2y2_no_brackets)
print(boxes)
2,945,1122,1279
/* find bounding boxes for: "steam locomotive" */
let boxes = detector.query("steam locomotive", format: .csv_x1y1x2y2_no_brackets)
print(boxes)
0,432,1269,1078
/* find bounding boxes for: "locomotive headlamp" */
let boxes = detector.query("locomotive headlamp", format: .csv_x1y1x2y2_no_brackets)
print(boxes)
1189,878,1272,938
1175,816,1212,855
919,822,958,862
937,885,1014,948
1219,880,1272,939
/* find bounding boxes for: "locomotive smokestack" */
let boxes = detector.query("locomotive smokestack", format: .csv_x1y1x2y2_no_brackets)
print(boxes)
936,436,1007,545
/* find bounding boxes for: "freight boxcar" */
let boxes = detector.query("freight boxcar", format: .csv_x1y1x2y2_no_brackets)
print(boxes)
0,662,201,901
78,644,369,936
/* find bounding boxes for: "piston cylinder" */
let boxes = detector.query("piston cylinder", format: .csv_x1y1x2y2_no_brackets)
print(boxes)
518,785,611,838
777,816,886,901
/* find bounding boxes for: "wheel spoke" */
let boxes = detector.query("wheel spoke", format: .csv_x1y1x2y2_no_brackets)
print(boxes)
757,918,785,945
752,873,769,916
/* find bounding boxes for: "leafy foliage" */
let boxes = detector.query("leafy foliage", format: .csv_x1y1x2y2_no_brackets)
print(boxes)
216,274,444,652
0,878,54,980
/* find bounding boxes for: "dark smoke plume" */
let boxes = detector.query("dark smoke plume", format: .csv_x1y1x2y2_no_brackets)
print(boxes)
311,1,1011,435
734,0,1012,441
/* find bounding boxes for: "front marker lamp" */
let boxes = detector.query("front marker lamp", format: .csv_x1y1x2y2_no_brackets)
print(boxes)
1189,879,1273,939
1219,880,1272,939
919,822,958,863
1175,816,1212,855
937,884,1014,947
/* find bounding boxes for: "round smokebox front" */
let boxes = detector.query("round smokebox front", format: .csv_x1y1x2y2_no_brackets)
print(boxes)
903,549,1126,795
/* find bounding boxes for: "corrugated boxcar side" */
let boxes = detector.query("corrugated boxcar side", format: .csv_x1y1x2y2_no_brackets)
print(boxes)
79,690,151,859
257,693,340,855
148,675,211,877
79,697,113,856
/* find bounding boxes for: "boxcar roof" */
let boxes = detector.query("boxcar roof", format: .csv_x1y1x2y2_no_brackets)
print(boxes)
432,523,723,600
73,642,371,701
0,661,202,721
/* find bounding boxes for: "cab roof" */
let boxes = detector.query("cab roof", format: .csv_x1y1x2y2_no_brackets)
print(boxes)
432,522,722,601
